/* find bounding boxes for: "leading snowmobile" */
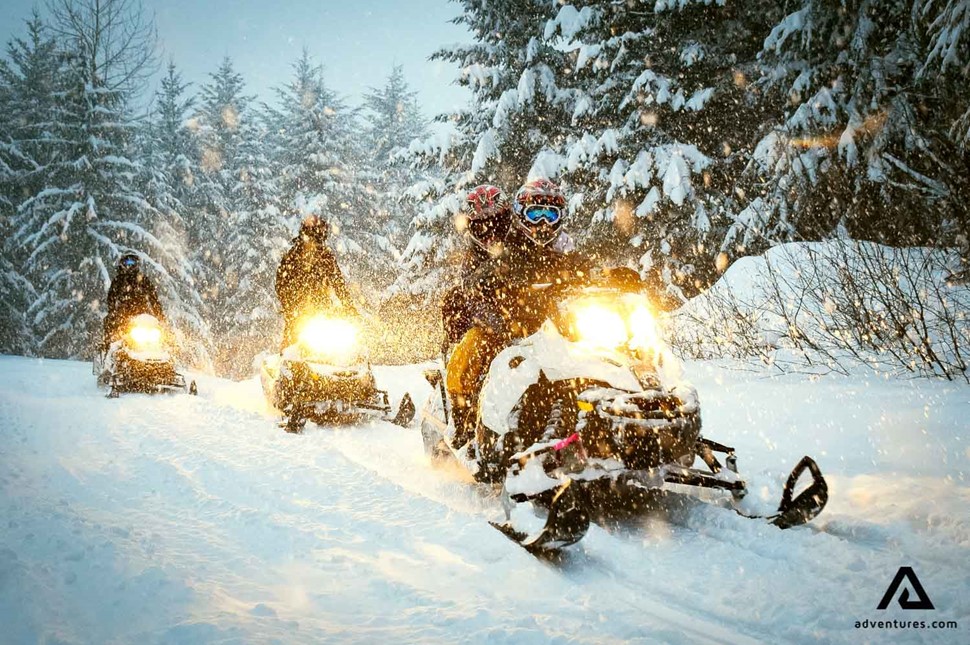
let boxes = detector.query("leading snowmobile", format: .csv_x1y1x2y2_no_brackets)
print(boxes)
260,309,414,433
94,313,197,398
419,272,828,553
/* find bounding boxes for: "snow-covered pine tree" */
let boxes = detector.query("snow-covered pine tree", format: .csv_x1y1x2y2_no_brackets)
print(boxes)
0,120,36,354
915,0,970,275
12,0,166,358
0,11,59,194
362,65,428,289
396,0,570,303
264,51,377,295
193,56,283,375
0,12,57,354
743,0,964,252
360,65,438,361
364,66,428,165
137,62,213,370
541,1,784,297
219,114,284,375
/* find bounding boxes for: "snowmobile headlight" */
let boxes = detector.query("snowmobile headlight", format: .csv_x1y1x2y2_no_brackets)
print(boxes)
629,305,660,353
129,324,162,347
572,304,628,349
566,296,661,353
298,315,358,360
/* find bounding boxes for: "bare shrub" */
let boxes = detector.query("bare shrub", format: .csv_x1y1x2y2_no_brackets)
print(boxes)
668,240,970,382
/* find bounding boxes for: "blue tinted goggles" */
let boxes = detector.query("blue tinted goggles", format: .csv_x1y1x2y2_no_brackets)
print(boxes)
121,256,138,268
522,204,562,225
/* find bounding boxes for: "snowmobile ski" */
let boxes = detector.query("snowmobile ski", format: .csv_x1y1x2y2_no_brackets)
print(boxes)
490,478,590,554
729,456,829,529
390,393,415,427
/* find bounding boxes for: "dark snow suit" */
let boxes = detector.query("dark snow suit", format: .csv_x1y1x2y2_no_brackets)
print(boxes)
276,237,354,347
103,271,165,347
445,230,590,448
442,243,493,347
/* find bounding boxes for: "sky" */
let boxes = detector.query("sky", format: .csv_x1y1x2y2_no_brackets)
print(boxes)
0,0,473,119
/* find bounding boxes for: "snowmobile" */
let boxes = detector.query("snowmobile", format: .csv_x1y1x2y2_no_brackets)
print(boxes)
419,272,829,554
260,310,414,433
93,313,198,398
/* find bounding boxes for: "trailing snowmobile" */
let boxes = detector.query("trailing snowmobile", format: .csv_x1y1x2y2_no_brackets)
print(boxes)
420,273,828,554
94,313,197,398
260,310,414,433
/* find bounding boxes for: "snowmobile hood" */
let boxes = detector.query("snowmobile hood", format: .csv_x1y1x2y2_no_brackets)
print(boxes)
481,321,645,436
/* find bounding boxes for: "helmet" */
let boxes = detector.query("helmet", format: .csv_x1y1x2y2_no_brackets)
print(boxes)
463,185,511,252
118,253,140,272
300,215,329,243
512,179,567,246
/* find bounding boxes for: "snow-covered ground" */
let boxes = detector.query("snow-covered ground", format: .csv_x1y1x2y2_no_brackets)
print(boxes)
1,355,967,644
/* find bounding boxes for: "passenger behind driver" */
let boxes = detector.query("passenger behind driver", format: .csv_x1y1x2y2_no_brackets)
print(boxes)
441,185,513,351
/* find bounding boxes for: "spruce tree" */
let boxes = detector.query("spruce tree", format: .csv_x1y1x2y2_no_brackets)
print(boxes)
193,57,282,374
0,12,57,354
362,65,428,288
138,62,213,369
543,1,783,296
13,0,163,358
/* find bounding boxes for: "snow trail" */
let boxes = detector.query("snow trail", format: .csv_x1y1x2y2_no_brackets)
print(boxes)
1,356,967,643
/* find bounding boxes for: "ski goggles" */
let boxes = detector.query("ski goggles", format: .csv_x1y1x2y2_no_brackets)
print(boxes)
522,204,562,225
120,256,138,268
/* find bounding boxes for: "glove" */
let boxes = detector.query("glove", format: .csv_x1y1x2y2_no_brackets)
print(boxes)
469,304,509,338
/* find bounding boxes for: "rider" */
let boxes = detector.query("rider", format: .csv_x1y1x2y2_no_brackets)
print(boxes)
276,214,357,348
441,184,513,349
446,179,589,452
103,253,165,349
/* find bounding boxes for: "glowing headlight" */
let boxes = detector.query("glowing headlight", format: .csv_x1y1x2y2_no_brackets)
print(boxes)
297,315,358,358
567,297,662,353
129,324,162,347
629,305,660,351
573,304,628,349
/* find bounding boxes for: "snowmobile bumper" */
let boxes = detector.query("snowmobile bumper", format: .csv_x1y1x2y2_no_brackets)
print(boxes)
107,350,190,396
580,388,702,470
265,357,414,432
273,359,390,413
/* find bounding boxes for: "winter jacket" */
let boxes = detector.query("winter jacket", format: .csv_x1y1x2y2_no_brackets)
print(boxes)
461,233,592,339
103,271,165,342
276,238,355,347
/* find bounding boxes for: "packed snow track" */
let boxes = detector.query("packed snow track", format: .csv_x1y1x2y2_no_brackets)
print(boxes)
1,356,967,643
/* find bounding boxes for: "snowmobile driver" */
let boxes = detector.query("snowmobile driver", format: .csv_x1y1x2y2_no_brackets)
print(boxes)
445,179,590,451
276,215,357,349
102,253,165,350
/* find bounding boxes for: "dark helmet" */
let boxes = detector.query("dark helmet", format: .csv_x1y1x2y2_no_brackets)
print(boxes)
300,215,329,243
463,184,511,252
118,253,140,273
512,178,567,246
